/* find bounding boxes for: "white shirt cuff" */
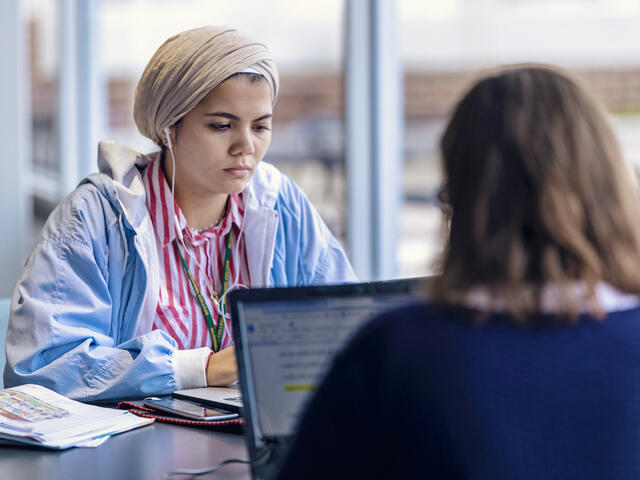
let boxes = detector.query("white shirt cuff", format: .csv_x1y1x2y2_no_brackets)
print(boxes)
173,347,212,390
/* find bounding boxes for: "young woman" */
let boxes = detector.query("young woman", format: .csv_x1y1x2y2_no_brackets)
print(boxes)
3,26,356,401
276,65,640,479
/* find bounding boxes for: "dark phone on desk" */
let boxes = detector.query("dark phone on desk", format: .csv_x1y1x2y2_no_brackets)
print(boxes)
143,397,239,421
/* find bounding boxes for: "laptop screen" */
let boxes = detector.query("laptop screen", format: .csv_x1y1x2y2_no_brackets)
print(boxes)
231,279,424,456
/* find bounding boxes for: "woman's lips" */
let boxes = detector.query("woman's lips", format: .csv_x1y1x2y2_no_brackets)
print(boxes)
225,167,251,179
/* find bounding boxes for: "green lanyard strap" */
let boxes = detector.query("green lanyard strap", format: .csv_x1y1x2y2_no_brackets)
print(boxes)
173,229,233,353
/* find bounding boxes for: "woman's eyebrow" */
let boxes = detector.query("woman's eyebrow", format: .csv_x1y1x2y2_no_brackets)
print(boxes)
204,112,238,120
203,112,273,122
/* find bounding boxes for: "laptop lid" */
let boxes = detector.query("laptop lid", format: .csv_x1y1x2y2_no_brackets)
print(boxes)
231,278,425,479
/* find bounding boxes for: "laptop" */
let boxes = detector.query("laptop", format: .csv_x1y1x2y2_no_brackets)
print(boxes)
231,278,425,479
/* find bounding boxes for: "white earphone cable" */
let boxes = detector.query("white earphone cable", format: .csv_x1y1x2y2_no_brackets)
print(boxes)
163,126,246,346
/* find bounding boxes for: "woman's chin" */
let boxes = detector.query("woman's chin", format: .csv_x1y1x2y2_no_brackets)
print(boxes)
221,180,251,196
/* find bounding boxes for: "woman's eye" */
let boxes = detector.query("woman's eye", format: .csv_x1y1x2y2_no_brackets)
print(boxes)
254,125,271,132
210,124,230,131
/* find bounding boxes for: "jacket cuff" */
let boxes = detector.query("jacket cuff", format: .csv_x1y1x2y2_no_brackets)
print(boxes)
173,347,212,390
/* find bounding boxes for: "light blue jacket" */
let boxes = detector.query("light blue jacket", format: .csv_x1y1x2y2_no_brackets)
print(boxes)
4,141,356,401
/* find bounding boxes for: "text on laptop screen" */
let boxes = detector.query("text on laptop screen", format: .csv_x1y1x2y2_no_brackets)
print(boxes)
237,295,414,439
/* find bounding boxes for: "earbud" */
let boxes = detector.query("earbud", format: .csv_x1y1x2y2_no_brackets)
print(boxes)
162,127,172,148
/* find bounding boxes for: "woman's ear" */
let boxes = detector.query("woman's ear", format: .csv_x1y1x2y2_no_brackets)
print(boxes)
161,126,175,147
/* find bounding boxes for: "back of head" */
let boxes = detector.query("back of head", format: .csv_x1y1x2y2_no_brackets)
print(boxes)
134,25,279,146
433,64,640,318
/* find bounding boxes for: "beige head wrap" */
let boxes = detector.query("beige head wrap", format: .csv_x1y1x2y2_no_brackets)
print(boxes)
134,25,279,146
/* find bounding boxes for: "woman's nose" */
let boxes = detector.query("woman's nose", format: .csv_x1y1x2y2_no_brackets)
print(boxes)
230,129,255,156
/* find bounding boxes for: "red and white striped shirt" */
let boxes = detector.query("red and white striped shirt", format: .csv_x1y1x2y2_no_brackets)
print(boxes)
142,157,250,351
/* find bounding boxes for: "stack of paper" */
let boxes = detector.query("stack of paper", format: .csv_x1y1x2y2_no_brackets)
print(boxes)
0,384,153,449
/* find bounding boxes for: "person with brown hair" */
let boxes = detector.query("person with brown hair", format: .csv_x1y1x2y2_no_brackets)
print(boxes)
276,64,640,479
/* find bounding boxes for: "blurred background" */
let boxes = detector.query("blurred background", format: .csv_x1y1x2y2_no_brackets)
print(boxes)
2,0,640,296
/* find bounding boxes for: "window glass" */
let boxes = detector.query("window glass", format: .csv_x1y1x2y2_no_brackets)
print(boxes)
25,0,60,233
398,0,640,277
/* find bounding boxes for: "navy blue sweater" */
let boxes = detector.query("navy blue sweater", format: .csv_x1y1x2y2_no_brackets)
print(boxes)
276,302,640,479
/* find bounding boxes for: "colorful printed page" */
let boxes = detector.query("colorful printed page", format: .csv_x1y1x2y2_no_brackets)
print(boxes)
0,384,153,449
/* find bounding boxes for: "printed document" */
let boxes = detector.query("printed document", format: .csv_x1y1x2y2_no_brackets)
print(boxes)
0,384,153,449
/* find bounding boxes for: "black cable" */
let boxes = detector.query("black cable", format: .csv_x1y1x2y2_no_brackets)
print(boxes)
162,458,251,479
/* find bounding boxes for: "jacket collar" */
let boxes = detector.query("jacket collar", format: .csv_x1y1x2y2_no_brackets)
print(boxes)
244,161,281,209
92,140,153,231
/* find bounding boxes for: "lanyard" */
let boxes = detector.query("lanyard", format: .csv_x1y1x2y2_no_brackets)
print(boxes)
173,229,233,353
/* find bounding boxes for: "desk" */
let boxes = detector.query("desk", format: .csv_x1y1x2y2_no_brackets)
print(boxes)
0,421,251,480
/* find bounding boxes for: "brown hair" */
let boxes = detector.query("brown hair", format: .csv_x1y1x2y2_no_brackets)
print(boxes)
430,64,640,320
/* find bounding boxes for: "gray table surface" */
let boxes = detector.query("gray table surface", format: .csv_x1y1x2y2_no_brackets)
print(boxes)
0,420,251,480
